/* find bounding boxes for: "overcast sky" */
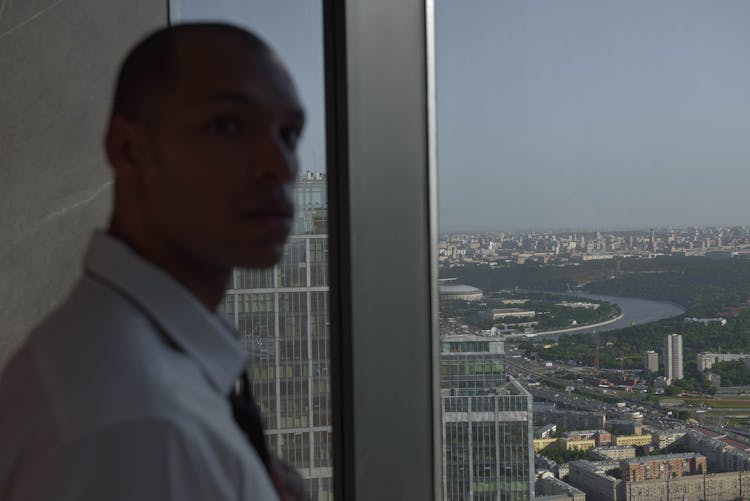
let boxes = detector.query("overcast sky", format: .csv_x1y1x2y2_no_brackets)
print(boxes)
437,0,750,232
175,1,750,233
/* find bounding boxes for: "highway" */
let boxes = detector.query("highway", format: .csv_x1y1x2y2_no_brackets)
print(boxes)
505,357,689,429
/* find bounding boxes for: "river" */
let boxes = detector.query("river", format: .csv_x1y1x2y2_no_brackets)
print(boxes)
530,291,686,338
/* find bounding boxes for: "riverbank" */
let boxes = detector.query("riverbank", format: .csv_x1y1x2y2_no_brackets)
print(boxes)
510,289,686,338
527,313,625,338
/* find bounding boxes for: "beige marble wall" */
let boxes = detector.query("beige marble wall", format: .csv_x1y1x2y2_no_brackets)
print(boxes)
0,0,166,368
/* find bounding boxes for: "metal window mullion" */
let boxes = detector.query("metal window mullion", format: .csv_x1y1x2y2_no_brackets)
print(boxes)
306,237,315,475
442,397,448,499
325,0,433,499
495,397,501,501
233,291,239,328
274,289,282,447
468,398,473,500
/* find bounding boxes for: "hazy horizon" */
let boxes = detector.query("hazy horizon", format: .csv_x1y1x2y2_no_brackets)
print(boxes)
437,1,750,233
439,222,750,235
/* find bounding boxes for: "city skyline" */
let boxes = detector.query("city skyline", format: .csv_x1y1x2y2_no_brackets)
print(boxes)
440,222,750,235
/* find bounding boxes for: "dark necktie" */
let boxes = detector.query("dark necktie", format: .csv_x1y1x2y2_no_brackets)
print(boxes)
228,370,272,473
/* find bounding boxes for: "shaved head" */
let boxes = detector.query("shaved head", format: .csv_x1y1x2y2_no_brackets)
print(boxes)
105,19,304,307
111,23,271,123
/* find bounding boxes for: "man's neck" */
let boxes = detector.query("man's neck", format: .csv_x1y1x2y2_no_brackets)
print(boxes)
108,221,230,311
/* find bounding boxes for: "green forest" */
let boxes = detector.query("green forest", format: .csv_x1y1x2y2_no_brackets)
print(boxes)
443,256,750,388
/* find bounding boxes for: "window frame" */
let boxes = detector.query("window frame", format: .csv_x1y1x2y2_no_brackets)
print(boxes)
324,0,440,499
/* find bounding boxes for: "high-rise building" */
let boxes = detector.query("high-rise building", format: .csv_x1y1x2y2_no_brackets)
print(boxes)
664,334,684,382
220,172,331,500
644,350,659,373
441,335,534,500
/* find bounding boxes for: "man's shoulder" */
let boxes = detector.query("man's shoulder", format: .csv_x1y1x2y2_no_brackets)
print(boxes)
0,276,220,450
9,275,175,394
0,275,269,500
4,412,277,501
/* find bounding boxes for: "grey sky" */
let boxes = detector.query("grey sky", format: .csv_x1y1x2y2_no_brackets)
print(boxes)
172,0,327,174
437,0,750,232
173,1,750,233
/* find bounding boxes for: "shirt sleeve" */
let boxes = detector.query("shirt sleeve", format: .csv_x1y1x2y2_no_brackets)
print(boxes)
13,416,279,501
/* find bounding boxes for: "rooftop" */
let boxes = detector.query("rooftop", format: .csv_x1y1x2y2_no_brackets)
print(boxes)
721,437,750,451
569,460,620,475
439,284,482,293
621,453,703,466
692,426,726,438
442,334,503,343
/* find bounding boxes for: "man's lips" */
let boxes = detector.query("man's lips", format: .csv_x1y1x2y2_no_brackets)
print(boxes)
239,208,294,235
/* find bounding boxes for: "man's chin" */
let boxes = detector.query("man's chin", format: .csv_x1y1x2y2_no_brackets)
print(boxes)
234,244,286,270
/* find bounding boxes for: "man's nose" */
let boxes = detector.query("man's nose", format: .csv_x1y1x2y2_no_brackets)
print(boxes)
250,131,297,182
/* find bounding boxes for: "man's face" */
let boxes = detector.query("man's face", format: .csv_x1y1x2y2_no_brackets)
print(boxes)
138,36,304,270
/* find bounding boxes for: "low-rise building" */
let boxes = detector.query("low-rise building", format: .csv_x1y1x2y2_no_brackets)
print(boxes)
568,460,622,501
536,423,558,439
535,472,586,501
556,301,600,310
563,429,612,446
619,453,706,481
608,419,642,437
560,438,596,452
620,471,750,501
650,428,688,449
679,427,750,472
597,430,613,446
501,298,529,305
569,458,750,501
696,352,750,371
706,372,722,386
534,438,559,452
684,317,727,327
489,308,536,320
590,446,636,461
614,434,652,447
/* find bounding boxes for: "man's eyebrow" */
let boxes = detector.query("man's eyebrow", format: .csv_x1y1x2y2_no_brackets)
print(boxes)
208,91,306,121
209,91,263,106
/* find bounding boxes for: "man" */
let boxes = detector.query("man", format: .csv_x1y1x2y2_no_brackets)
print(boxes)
0,23,307,500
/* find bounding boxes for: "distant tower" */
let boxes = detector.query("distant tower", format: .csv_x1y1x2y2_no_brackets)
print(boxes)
644,350,658,373
650,228,656,252
664,334,684,382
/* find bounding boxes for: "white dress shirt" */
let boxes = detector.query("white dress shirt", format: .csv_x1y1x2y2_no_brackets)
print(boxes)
0,232,278,501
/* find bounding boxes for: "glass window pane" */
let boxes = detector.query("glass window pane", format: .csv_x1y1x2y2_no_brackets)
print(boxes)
171,3,331,499
437,1,750,500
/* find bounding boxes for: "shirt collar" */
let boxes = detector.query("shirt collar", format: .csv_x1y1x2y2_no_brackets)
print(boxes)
83,231,244,394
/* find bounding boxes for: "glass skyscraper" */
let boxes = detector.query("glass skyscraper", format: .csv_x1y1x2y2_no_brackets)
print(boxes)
441,335,535,501
220,171,331,500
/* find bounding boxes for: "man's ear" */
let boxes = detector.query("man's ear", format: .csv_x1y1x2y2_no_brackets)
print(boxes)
104,115,144,176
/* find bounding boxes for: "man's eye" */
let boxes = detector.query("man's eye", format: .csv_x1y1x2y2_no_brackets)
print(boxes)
209,117,242,136
280,128,301,149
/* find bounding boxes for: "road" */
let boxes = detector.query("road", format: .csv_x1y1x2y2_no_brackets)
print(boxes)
506,357,688,429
